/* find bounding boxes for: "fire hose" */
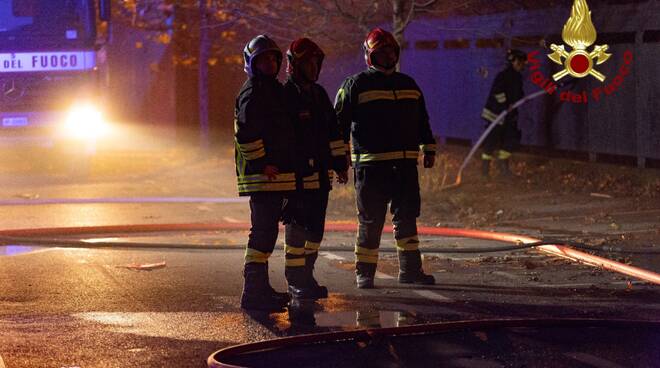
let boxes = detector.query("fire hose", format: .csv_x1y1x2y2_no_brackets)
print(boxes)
1,222,658,284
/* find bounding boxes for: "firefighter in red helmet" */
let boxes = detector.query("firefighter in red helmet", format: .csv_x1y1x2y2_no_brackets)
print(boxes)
234,35,298,311
335,28,437,289
283,37,349,300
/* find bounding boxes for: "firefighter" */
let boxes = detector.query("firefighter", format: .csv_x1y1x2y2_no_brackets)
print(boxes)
234,35,297,311
335,28,437,289
283,38,349,300
480,49,528,178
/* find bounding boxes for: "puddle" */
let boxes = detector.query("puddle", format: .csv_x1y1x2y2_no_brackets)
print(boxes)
314,310,419,329
0,245,47,256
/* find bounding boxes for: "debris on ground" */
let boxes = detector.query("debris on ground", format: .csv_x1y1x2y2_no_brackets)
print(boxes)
117,261,167,271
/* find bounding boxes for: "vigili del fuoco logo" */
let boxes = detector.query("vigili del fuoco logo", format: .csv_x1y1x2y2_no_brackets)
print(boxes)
527,0,633,104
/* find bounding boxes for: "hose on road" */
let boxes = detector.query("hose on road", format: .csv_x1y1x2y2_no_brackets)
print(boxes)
1,235,657,254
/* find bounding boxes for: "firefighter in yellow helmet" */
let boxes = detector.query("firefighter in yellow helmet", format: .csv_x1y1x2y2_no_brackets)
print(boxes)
335,28,437,289
282,38,349,300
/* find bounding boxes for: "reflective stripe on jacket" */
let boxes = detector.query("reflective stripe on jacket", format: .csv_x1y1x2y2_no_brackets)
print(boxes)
335,68,436,167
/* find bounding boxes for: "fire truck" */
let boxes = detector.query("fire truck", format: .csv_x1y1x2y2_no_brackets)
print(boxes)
0,0,111,150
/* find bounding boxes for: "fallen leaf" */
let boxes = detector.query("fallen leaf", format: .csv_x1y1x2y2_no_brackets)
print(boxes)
474,331,488,342
118,261,166,271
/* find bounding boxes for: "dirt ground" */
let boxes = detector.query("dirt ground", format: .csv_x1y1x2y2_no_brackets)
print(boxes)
326,145,660,273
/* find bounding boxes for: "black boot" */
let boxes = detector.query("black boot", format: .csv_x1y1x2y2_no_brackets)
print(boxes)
497,159,513,178
356,262,376,289
265,262,290,304
285,266,317,300
241,263,289,311
481,159,490,178
305,253,328,299
398,250,435,285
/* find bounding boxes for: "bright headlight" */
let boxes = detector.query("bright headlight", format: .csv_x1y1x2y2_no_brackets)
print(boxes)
64,104,109,139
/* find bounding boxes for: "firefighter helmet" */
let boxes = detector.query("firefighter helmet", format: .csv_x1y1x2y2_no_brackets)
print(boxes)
286,37,325,80
363,28,400,68
506,49,527,63
243,35,282,77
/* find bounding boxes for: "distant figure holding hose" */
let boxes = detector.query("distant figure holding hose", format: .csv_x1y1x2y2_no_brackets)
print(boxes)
480,49,528,178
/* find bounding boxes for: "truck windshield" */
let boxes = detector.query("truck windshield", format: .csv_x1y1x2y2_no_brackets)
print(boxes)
0,0,94,47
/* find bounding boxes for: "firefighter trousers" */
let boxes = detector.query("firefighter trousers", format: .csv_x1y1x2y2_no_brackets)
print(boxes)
245,192,294,265
284,190,329,268
482,119,521,160
354,163,421,274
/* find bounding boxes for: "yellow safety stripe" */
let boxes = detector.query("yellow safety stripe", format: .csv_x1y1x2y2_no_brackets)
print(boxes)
351,150,419,162
305,240,320,255
303,173,319,181
497,150,511,160
238,182,297,192
236,139,266,161
420,144,437,152
241,148,265,160
481,108,499,123
285,258,306,267
355,254,379,264
238,172,296,184
331,147,345,157
303,173,321,190
329,140,344,149
237,139,264,152
357,89,421,104
245,248,270,264
303,182,321,190
494,93,507,104
396,235,420,251
358,90,395,104
395,89,422,100
481,153,494,161
305,241,321,251
284,244,306,255
355,246,379,256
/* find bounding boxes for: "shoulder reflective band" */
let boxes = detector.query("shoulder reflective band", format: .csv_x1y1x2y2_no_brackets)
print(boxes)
494,93,507,103
351,150,419,162
0,51,96,73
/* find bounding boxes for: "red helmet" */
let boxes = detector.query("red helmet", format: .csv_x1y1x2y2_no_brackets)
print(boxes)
286,37,325,79
363,28,400,67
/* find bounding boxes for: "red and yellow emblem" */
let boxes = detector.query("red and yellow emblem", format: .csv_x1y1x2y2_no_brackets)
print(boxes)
548,0,611,82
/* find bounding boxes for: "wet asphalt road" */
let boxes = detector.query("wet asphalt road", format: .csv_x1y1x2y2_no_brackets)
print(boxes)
1,231,659,367
1,153,659,367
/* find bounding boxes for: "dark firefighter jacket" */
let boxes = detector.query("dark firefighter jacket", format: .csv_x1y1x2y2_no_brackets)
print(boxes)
284,78,348,191
335,68,436,167
481,65,524,125
234,76,297,196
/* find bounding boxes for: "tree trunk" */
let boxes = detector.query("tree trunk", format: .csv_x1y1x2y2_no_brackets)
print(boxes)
391,0,407,72
198,0,210,150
